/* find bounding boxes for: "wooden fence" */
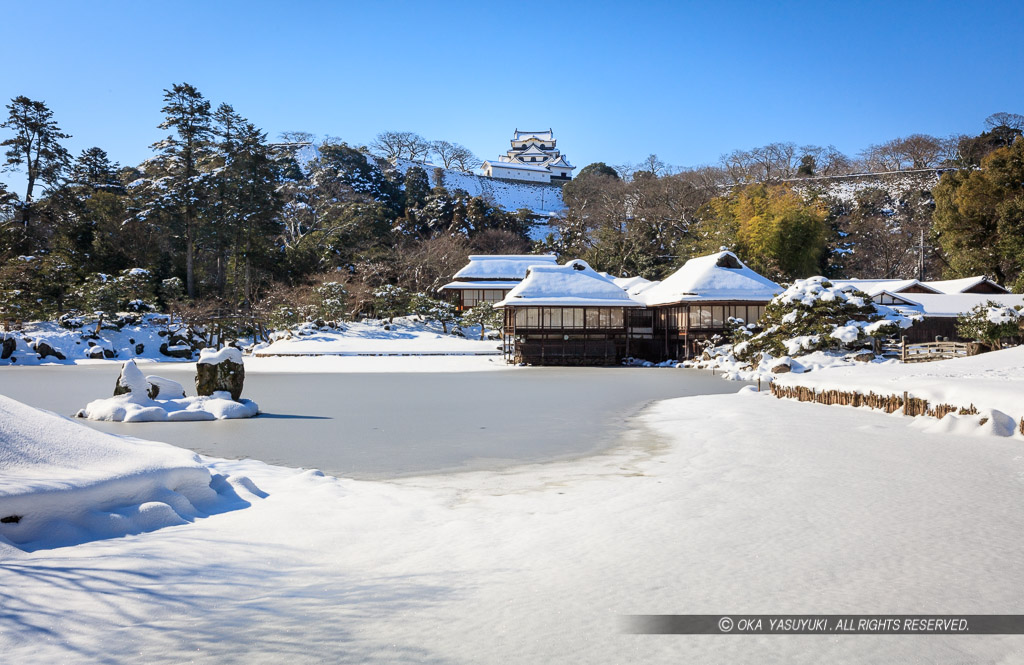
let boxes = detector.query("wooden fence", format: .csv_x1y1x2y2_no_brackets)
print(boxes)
896,338,971,363
769,382,1024,435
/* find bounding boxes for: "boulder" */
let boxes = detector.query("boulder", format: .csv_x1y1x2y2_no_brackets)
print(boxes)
113,359,149,397
146,375,186,400
135,343,145,355
853,352,875,363
1,336,16,360
195,347,245,401
160,342,194,359
87,346,105,359
34,341,66,361
770,361,792,374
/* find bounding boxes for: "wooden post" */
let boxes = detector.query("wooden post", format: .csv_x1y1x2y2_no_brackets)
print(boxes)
902,391,909,416
901,336,907,363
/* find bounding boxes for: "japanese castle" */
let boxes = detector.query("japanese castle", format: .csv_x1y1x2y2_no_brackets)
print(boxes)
481,129,575,184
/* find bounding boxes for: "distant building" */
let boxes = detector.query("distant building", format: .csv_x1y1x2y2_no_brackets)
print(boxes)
440,254,558,311
482,129,575,184
495,260,644,365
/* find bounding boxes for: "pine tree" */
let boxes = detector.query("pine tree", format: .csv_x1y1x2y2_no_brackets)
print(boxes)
71,147,122,192
151,83,213,298
0,96,71,229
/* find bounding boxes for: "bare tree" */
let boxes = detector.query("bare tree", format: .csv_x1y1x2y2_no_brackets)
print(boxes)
370,131,431,161
431,140,458,168
278,131,314,144
431,140,480,171
449,144,481,172
985,112,1024,132
897,134,944,169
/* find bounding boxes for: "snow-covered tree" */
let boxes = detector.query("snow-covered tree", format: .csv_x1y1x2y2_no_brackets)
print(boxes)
734,277,913,361
461,302,502,340
955,301,1022,350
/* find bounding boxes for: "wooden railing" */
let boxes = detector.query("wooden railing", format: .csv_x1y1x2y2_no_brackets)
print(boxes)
899,339,970,363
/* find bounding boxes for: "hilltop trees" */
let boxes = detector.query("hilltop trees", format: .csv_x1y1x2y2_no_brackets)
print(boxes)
1,96,71,229
932,138,1024,289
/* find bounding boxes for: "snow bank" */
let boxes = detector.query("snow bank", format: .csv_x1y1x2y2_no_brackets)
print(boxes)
5,390,1024,664
773,345,1024,430
0,395,262,550
254,317,502,357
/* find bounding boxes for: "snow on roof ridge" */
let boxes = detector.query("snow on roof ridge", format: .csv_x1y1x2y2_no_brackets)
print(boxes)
453,254,559,280
496,259,644,308
924,276,1008,294
640,251,781,305
466,254,556,261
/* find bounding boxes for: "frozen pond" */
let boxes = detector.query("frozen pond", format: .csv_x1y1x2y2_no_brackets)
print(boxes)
0,363,745,479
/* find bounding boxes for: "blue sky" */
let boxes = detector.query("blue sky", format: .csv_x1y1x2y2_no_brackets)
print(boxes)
3,0,1023,189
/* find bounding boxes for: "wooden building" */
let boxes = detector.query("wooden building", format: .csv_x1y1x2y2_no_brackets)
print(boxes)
440,254,557,311
637,251,782,360
495,260,645,365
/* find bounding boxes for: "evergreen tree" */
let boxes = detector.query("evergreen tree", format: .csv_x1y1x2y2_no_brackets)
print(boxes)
71,147,122,192
932,139,1024,288
0,96,71,229
150,83,213,298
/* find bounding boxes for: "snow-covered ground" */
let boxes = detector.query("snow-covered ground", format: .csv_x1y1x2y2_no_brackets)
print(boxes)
3,376,1024,663
0,314,199,366
392,158,566,216
773,345,1024,427
253,317,502,357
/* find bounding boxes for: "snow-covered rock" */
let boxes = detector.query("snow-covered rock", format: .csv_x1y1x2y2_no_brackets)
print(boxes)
0,395,262,550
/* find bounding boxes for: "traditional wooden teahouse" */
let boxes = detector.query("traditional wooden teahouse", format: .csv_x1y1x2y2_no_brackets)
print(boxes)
495,260,645,365
439,254,557,311
637,251,782,360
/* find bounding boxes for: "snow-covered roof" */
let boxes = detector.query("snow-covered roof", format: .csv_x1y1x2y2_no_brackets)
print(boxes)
516,145,550,157
893,293,1024,317
496,260,645,308
639,251,782,305
439,280,521,291
546,155,574,169
613,276,651,292
829,279,941,296
924,276,1010,294
513,129,554,141
484,160,552,173
452,254,558,281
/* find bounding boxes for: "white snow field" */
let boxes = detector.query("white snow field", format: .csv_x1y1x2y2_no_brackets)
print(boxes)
773,345,1024,426
2,382,1024,663
253,318,502,357
0,395,260,552
0,364,740,478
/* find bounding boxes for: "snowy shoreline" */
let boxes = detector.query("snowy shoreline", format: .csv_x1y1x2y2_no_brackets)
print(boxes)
4,387,1024,663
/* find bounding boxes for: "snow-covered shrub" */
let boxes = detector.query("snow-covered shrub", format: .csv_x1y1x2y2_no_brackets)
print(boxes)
372,285,411,322
409,293,458,333
956,301,1023,350
460,302,502,340
73,269,157,318
735,276,913,362
160,277,185,305
312,281,348,322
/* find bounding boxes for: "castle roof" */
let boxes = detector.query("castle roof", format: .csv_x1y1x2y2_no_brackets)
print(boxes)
483,159,552,173
513,129,554,141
